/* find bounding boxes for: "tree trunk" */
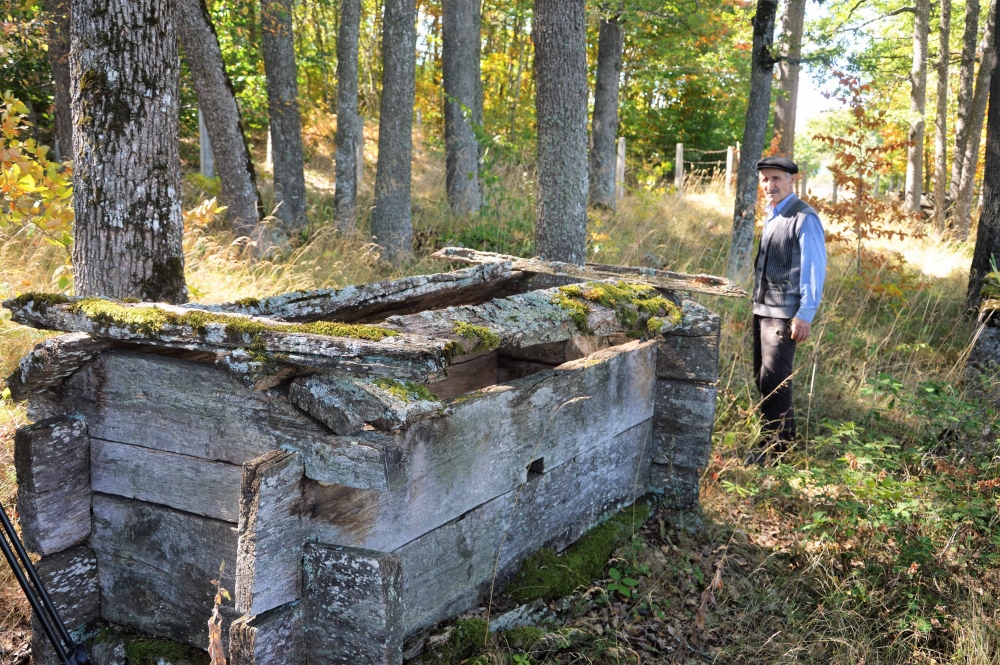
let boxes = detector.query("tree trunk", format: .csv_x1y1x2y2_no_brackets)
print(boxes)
934,0,951,231
335,0,362,231
905,0,931,214
371,0,416,261
950,0,980,205
44,0,72,161
725,0,779,281
442,0,483,214
772,0,805,159
175,0,262,237
70,0,187,303
533,0,589,265
967,10,1000,310
588,10,624,210
954,0,999,239
261,0,308,235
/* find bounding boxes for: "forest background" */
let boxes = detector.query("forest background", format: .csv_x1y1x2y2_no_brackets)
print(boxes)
5,0,1000,663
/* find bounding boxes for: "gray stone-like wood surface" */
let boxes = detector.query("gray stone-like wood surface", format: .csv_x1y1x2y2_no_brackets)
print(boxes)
211,263,516,323
30,545,101,665
230,602,305,665
648,462,700,509
91,438,242,522
656,335,719,383
5,332,110,401
92,494,239,647
237,450,305,617
305,341,656,553
431,247,746,297
14,416,91,555
395,420,652,635
303,544,404,665
670,299,721,337
652,380,717,469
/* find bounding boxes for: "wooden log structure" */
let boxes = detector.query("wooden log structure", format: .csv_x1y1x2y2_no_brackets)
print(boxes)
3,254,724,664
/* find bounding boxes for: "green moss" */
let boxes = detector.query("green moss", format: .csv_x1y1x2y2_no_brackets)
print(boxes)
450,618,490,661
443,340,465,363
300,321,399,342
506,502,652,603
372,378,438,402
123,637,189,664
9,292,72,311
234,296,263,308
553,281,682,337
501,625,545,651
453,321,501,352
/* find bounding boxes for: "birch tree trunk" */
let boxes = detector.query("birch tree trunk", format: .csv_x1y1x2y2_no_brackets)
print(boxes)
772,0,805,159
44,0,72,161
725,0,779,281
904,0,931,214
335,0,362,230
935,0,952,231
371,0,417,261
175,0,262,237
968,14,1000,310
533,0,589,264
70,0,187,303
442,0,483,215
262,0,308,235
955,0,999,239
588,10,625,210
951,0,980,205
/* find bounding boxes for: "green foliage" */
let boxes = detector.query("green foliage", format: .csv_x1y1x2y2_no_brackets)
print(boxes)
449,618,490,661
507,502,651,603
371,378,438,403
453,320,501,352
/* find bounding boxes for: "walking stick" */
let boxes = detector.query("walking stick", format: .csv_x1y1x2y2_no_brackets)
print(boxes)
0,500,92,664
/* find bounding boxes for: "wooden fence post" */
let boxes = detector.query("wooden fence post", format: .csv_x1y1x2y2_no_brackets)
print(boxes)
199,109,214,179
675,143,684,192
725,146,735,195
616,137,626,202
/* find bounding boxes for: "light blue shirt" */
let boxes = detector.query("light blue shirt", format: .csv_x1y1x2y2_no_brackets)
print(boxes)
764,193,826,324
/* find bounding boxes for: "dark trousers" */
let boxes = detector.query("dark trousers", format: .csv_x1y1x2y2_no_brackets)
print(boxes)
753,315,797,442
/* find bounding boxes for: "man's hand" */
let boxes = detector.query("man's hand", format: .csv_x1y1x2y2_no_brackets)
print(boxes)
789,317,811,343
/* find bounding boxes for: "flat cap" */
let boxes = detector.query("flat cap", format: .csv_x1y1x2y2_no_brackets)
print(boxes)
756,156,798,174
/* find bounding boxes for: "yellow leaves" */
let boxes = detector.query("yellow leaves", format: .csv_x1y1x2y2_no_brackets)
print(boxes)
183,197,229,228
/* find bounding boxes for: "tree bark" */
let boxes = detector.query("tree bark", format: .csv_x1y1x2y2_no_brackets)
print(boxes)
442,0,483,214
175,0,262,237
725,0,779,282
70,0,187,303
533,0,589,265
588,10,625,210
934,0,951,231
967,9,1000,310
954,0,999,239
335,0,362,231
261,0,308,235
950,0,980,205
905,0,931,214
371,0,416,261
44,0,72,161
772,0,805,160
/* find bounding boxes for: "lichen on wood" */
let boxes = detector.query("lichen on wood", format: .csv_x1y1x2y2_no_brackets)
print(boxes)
452,321,500,352
371,378,439,403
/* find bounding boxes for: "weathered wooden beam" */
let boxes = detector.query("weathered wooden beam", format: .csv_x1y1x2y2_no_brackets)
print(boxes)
14,416,91,555
648,462,700,509
431,247,747,298
656,334,719,383
652,380,717,469
4,296,449,382
236,450,305,617
303,543,404,665
394,420,651,635
306,341,657,553
230,602,305,665
208,263,519,323
30,545,101,665
92,494,240,647
5,332,111,401
91,438,243,522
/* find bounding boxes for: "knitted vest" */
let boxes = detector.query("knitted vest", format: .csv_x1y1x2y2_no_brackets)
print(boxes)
752,196,818,319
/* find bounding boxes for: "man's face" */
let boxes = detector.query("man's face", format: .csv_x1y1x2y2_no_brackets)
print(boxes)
759,169,796,206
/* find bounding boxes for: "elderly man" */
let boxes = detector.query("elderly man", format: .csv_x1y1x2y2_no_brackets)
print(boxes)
750,156,827,458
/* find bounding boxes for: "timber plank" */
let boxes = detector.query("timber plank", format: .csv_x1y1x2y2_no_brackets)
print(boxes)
305,341,656,553
656,334,719,382
431,247,746,298
230,602,305,665
394,420,652,635
14,416,91,555
92,494,240,647
652,380,717,468
5,332,111,401
91,438,242,522
30,545,101,665
648,462,701,509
